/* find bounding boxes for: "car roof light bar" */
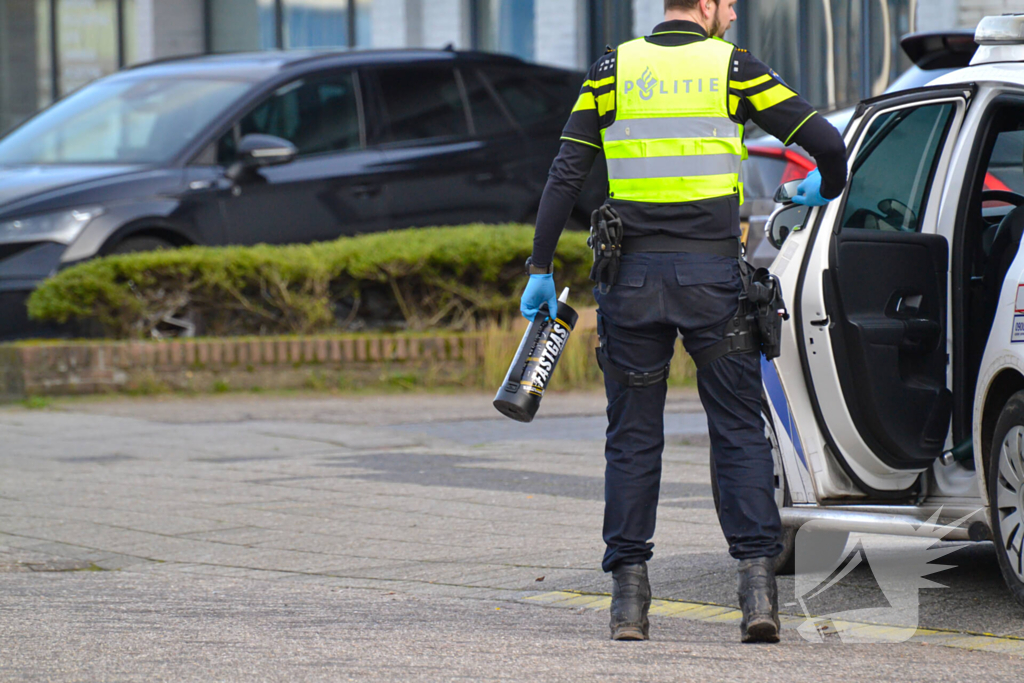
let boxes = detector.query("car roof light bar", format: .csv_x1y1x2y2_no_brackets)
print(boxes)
972,14,1024,65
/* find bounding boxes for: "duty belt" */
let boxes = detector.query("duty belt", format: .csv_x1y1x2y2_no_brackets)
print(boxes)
621,235,742,259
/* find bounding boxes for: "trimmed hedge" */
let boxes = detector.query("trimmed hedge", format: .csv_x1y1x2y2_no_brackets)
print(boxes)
27,225,593,339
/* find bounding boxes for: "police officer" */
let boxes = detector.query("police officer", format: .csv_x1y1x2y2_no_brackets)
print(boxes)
521,0,847,643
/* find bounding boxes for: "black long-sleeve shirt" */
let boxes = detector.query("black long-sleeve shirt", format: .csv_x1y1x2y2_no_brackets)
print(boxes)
532,20,848,267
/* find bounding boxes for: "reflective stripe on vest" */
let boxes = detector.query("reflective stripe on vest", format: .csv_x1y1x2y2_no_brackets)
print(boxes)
602,36,745,205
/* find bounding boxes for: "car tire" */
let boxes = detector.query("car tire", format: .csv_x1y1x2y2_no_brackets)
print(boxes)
987,390,1024,609
107,235,174,255
710,400,798,574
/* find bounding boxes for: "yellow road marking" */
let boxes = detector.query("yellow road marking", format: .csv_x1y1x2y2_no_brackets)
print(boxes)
524,591,1024,655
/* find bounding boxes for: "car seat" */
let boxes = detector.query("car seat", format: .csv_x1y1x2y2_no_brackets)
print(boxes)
982,203,1024,324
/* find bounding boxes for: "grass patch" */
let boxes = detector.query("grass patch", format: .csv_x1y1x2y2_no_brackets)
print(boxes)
21,395,52,410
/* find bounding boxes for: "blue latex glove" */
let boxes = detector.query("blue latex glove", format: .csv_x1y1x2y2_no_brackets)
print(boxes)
520,274,558,322
791,168,831,207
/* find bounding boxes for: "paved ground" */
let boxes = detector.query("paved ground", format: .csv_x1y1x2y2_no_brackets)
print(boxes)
1,389,1022,681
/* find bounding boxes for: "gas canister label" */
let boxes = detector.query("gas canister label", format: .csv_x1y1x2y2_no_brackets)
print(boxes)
524,322,570,395
1012,314,1024,343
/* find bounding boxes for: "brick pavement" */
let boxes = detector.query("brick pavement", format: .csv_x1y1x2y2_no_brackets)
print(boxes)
0,390,1021,680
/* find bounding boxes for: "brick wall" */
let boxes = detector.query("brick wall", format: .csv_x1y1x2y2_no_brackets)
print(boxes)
0,334,489,399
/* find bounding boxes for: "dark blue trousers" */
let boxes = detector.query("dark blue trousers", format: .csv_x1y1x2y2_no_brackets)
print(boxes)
595,252,783,572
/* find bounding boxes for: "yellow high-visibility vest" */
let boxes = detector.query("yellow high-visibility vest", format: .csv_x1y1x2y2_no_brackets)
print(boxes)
603,35,746,205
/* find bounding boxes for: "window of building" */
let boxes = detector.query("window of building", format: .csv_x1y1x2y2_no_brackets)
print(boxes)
208,0,277,52
210,0,370,52
219,72,361,162
736,0,919,112
1,1,146,137
57,0,119,96
471,0,535,62
375,65,468,143
0,0,53,135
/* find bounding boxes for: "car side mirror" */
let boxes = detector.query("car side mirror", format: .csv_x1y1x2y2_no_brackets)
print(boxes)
773,179,804,205
226,134,297,181
764,204,809,250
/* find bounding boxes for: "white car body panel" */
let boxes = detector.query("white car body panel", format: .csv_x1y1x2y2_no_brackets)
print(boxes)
765,68,1024,517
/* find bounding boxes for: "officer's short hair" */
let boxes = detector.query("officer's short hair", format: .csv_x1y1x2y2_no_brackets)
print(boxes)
665,0,715,10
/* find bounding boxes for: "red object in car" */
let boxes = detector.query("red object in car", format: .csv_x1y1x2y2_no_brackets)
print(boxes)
984,172,1012,192
746,144,817,191
749,144,1010,198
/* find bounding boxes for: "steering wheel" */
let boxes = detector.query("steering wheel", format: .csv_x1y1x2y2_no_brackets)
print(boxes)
983,190,1024,258
981,190,1024,207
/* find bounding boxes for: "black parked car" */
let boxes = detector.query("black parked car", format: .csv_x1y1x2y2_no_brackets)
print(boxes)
0,49,604,339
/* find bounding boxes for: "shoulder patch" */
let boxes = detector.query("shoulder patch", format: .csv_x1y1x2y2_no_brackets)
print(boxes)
596,50,616,75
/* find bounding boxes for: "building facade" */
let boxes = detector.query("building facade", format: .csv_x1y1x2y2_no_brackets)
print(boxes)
1,0,1019,135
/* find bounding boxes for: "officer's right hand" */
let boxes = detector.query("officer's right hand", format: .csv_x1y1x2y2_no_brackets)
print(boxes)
521,274,558,322
791,168,831,207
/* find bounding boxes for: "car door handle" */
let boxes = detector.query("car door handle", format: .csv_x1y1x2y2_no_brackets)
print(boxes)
352,184,382,198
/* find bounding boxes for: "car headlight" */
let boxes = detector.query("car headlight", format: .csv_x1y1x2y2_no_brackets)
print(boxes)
0,207,104,245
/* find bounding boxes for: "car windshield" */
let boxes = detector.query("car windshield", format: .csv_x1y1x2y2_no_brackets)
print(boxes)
0,76,252,165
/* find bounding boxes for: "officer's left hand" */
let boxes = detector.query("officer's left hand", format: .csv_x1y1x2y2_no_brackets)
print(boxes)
791,169,831,207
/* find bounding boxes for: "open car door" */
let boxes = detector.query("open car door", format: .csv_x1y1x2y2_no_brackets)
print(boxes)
794,85,973,495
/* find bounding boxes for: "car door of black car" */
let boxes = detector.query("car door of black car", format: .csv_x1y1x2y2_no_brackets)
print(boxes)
795,86,970,491
366,62,499,229
219,69,390,245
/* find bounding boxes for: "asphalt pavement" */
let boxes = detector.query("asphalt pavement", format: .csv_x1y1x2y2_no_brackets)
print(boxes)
1,389,1022,681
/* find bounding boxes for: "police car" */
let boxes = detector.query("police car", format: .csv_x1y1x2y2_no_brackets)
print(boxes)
754,14,1024,607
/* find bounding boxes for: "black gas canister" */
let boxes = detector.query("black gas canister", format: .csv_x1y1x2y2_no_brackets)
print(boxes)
493,288,579,423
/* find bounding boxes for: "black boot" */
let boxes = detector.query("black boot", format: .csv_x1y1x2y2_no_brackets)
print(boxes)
609,562,651,641
737,557,780,643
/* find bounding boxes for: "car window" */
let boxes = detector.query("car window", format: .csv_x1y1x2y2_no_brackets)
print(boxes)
375,65,468,143
462,68,514,137
840,102,956,233
480,68,572,128
0,77,251,165
986,129,1024,195
218,72,361,163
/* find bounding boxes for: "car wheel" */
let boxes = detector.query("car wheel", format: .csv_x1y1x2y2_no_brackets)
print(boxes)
987,390,1024,609
107,235,174,255
710,401,798,574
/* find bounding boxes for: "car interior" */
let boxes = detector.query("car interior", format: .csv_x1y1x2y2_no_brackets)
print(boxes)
956,103,1024,443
